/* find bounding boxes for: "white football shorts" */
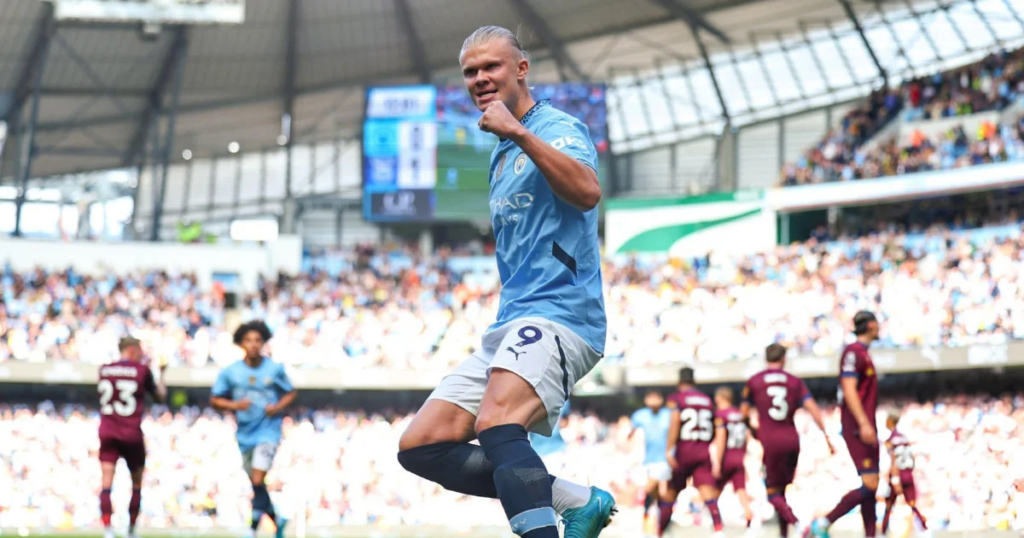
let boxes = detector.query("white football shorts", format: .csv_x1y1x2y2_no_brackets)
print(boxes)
644,462,673,482
428,317,602,436
241,442,278,474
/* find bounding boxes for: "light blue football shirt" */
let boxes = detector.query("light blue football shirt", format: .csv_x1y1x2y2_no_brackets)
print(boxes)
488,100,606,354
211,357,294,450
631,407,671,464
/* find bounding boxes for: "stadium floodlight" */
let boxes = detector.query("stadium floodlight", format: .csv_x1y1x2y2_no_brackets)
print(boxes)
228,142,239,154
182,149,192,161
50,0,246,25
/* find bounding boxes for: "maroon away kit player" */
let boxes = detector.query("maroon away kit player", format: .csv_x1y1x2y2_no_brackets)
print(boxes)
98,336,167,538
810,311,882,538
743,343,831,538
881,413,928,533
712,387,753,527
661,367,725,538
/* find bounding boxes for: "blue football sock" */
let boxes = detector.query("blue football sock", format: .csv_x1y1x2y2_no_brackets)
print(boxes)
398,441,563,501
478,424,558,538
252,483,276,528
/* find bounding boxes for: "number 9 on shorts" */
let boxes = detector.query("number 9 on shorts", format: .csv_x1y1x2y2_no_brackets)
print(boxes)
242,442,278,474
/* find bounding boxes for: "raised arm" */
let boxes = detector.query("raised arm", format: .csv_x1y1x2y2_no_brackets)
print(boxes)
509,128,601,211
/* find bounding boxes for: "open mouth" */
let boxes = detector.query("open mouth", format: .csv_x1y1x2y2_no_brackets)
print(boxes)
477,89,498,101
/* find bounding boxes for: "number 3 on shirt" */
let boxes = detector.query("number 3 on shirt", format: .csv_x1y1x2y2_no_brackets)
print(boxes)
99,379,138,417
680,408,714,442
767,385,789,421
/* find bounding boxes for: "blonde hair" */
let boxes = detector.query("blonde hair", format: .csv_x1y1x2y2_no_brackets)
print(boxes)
459,25,529,63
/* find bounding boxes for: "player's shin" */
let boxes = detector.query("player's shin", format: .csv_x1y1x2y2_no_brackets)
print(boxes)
100,488,113,527
705,498,724,532
861,495,878,537
768,492,798,527
656,501,674,535
251,483,277,532
825,485,874,524
478,424,558,538
397,441,588,511
129,487,142,529
881,500,894,534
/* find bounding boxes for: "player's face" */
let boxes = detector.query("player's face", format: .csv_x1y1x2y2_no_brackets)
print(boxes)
715,396,729,410
887,417,896,429
866,321,880,340
240,331,264,359
460,40,527,112
644,392,663,410
123,344,142,362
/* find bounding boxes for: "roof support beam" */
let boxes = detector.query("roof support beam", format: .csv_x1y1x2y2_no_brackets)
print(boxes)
35,146,125,158
394,0,430,83
13,12,53,237
507,0,587,82
646,0,730,44
691,24,731,125
40,88,149,98
124,26,189,166
151,30,186,242
6,3,57,123
836,0,888,86
283,0,299,210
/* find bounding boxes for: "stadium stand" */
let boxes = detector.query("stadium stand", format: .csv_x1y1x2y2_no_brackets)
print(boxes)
5,214,1024,367
781,47,1024,186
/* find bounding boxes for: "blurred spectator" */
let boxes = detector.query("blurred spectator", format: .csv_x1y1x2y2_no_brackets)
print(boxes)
7,219,1024,367
783,48,1024,187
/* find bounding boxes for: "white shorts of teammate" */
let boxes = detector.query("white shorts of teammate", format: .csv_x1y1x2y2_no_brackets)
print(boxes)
644,462,672,482
241,442,278,474
428,317,602,436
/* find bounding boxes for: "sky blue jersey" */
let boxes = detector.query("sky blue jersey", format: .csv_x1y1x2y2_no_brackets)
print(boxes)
488,100,606,354
211,357,294,450
631,407,671,464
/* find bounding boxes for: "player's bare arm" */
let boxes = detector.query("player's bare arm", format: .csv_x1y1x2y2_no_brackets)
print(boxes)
478,101,600,211
710,424,726,479
840,376,876,445
153,363,168,404
665,408,681,470
266,390,297,417
802,396,834,453
210,395,250,411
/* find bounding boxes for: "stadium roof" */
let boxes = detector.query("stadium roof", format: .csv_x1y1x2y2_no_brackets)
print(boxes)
1,0,1022,180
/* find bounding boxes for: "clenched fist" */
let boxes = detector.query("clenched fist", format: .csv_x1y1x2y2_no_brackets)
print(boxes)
478,101,525,140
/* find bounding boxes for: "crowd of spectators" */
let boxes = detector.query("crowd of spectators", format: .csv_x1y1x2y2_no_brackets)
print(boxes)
0,394,1021,532
782,48,1024,187
4,218,1024,368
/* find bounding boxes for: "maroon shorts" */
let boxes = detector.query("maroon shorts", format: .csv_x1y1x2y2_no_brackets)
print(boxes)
99,437,146,471
671,448,716,491
843,432,880,475
895,469,917,503
717,452,746,491
762,445,799,490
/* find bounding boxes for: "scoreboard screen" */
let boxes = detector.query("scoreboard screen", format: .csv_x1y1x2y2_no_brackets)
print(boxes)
362,83,607,222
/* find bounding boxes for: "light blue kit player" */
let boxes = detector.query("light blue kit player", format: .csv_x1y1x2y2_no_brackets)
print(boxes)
398,26,615,538
211,321,296,538
628,390,672,526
